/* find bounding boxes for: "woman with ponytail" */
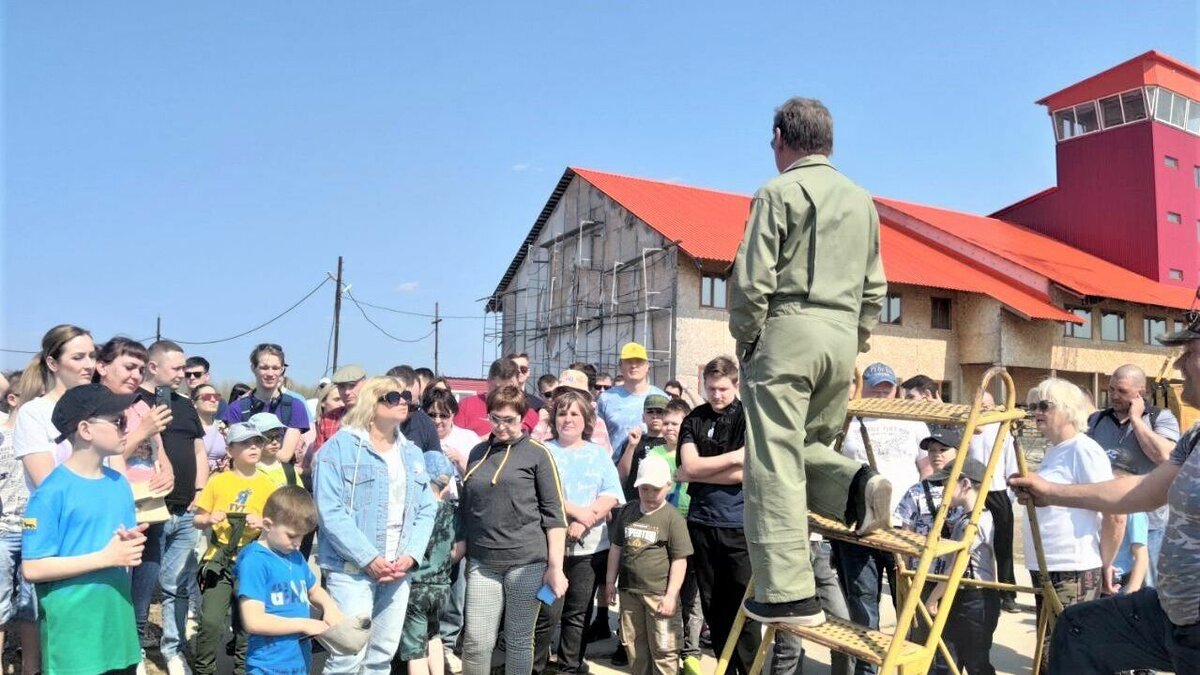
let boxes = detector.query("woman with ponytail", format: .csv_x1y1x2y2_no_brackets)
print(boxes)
12,325,97,488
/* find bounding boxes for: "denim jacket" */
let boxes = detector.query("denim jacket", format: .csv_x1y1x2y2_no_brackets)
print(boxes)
314,426,436,573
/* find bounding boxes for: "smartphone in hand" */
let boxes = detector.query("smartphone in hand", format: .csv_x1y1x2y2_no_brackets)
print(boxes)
155,385,173,409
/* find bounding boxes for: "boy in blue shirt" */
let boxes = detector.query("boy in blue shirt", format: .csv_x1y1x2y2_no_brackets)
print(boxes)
22,384,150,675
237,485,342,675
1109,458,1151,594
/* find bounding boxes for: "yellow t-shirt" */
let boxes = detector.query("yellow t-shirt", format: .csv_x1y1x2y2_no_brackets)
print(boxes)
257,462,288,488
195,470,279,561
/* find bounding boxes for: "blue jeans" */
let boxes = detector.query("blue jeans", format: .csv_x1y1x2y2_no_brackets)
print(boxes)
1049,587,1200,673
830,542,896,675
323,570,411,674
0,531,36,624
132,522,165,645
1146,527,1163,588
159,511,198,658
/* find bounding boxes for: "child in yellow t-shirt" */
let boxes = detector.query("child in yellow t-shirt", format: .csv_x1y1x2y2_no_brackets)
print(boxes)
192,422,281,675
249,412,302,488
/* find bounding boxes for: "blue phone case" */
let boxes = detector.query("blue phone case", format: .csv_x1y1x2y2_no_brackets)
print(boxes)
536,583,556,606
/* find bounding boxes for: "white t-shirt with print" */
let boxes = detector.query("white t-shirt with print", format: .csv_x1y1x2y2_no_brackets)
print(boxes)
842,417,930,515
1023,434,1113,572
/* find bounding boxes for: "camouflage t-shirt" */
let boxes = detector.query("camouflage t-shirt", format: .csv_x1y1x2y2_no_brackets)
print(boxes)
1159,426,1200,625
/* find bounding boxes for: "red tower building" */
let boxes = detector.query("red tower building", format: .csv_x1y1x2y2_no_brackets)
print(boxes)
994,51,1200,286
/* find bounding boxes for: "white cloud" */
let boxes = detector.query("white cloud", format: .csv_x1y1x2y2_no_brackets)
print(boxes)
511,162,532,172
395,281,419,293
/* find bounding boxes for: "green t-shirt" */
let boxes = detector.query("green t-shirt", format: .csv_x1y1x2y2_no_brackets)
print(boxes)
652,447,691,516
411,500,458,586
612,501,693,595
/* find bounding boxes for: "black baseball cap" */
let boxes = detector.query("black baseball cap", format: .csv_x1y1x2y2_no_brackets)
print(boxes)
52,384,137,443
919,428,963,452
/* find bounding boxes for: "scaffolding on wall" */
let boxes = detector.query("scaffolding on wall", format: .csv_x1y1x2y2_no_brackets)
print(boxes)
483,176,680,385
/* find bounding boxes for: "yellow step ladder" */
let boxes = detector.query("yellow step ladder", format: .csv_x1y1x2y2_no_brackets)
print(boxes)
715,367,1064,675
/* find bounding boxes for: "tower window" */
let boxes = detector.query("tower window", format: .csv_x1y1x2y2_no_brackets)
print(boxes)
1121,90,1148,121
1165,156,1179,169
1170,269,1184,281
1168,212,1182,224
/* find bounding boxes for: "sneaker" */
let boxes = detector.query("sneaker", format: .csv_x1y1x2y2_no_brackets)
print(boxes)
165,655,192,675
856,473,893,535
742,597,826,627
1001,597,1021,613
610,645,629,667
682,656,703,675
699,624,712,650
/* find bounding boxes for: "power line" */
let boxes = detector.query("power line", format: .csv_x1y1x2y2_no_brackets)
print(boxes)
0,348,37,355
170,277,331,346
344,291,436,344
350,296,482,320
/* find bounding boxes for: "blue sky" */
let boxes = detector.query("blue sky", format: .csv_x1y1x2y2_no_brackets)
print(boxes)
3,2,1197,385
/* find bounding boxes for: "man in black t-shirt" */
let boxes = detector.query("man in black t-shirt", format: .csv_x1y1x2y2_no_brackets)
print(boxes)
138,340,208,673
677,357,760,675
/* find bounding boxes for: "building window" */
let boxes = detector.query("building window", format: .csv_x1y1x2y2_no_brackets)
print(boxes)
1064,307,1092,339
1099,95,1124,128
1122,89,1148,122
1170,269,1185,281
881,293,902,325
1168,212,1182,224
1165,156,1179,169
1189,99,1200,134
1074,102,1100,135
1101,311,1126,342
1177,319,1187,334
1145,317,1168,345
1194,166,1200,189
930,297,952,330
700,275,727,309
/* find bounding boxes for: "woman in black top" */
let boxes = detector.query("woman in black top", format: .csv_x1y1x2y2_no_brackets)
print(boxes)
458,386,568,675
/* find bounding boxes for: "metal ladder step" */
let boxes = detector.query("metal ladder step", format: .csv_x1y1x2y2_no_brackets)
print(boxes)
776,617,925,667
809,514,969,558
847,398,1026,426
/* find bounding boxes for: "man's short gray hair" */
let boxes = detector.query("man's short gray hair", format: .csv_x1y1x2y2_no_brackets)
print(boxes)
774,97,834,157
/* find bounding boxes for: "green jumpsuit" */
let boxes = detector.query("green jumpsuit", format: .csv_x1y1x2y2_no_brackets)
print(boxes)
729,155,887,603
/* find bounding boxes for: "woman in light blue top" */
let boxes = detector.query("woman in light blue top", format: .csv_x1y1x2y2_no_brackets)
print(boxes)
314,376,436,674
533,387,624,674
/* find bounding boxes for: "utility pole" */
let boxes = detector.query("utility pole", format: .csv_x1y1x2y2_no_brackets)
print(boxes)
432,302,442,375
332,256,344,372
156,316,161,342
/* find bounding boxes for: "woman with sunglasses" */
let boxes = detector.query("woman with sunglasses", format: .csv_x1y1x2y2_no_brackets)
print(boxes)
458,385,568,675
220,343,309,463
193,384,228,472
422,387,479,476
1024,378,1121,667
314,377,436,672
13,325,97,489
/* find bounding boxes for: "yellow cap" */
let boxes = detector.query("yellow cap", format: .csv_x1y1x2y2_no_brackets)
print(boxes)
620,342,648,361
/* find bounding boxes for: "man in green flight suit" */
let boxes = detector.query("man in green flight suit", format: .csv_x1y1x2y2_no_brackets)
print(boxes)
730,97,892,626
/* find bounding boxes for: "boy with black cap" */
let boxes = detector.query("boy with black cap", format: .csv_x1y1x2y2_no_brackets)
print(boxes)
619,393,670,501
895,429,963,548
923,458,999,675
22,383,150,675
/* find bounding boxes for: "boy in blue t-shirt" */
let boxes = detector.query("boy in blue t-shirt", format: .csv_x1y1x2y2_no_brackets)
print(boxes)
1109,461,1151,594
22,384,149,675
237,485,341,675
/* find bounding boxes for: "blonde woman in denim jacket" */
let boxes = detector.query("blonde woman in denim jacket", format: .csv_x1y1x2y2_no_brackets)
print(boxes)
315,376,437,674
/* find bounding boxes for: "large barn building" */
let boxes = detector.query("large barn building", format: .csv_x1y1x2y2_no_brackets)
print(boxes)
485,51,1200,403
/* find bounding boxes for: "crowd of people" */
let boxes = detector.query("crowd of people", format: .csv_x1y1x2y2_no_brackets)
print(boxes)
0,323,1196,675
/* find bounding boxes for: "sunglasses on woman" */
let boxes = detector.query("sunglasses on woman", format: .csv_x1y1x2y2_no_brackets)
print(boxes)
1031,400,1057,412
379,391,412,406
263,429,286,444
194,393,221,403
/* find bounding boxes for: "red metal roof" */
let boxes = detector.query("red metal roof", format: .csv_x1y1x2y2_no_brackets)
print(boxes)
878,197,1197,311
1037,50,1200,110
442,377,488,398
572,167,750,265
570,168,1079,321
